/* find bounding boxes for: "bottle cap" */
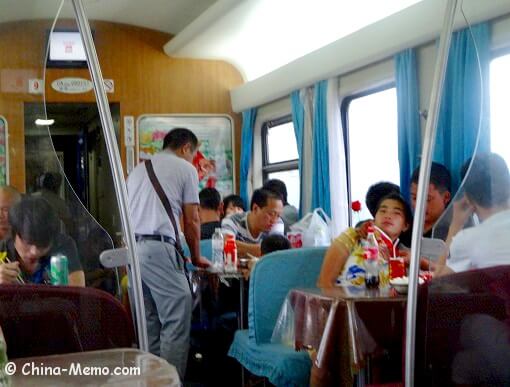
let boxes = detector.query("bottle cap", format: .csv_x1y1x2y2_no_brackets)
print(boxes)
367,225,374,233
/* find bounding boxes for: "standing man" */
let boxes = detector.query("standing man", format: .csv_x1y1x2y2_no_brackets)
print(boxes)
127,128,209,378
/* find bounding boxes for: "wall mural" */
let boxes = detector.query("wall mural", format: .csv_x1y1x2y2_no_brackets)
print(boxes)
137,115,235,196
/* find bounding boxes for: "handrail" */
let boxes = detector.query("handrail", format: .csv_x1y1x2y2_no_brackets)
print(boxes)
404,0,458,385
71,0,148,351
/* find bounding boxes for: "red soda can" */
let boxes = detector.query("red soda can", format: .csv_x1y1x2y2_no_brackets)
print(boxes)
287,231,303,248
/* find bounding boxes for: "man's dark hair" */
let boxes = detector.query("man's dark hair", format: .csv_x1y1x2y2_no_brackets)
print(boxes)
375,192,413,226
250,189,282,211
411,162,451,193
162,128,198,151
263,179,288,205
38,172,62,193
365,182,400,217
223,194,245,212
9,197,58,248
460,153,510,208
199,187,221,211
261,234,291,255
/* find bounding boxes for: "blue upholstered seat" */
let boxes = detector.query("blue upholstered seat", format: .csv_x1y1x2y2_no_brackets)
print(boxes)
183,239,213,271
228,247,327,386
199,239,213,260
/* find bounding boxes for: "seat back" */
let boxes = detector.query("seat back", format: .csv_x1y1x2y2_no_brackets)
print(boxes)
249,247,327,344
415,265,510,385
200,239,213,260
0,284,135,358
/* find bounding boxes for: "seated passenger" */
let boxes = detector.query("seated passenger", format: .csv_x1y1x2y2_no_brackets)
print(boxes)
221,189,283,257
263,179,298,233
436,153,510,276
410,162,452,240
199,187,222,240
261,234,291,255
0,197,85,286
365,181,400,218
222,194,245,218
0,186,21,240
318,193,412,288
32,172,73,234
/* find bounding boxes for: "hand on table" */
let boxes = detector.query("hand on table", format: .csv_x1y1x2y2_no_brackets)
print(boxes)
193,256,211,269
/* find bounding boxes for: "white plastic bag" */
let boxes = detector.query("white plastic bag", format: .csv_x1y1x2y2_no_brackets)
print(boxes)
290,208,332,247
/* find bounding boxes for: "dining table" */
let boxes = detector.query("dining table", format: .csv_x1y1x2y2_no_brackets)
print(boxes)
287,286,407,386
8,348,180,386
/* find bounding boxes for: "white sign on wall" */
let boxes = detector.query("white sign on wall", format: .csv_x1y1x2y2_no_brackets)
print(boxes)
51,77,93,94
103,79,114,93
124,116,135,147
51,77,114,94
28,79,44,94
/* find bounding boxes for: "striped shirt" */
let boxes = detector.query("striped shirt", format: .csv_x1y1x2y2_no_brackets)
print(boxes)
221,212,284,244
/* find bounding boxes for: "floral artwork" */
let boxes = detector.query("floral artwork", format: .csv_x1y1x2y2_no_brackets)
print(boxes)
137,115,234,197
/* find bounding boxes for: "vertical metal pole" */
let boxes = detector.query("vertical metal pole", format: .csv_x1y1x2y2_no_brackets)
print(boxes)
405,0,458,385
71,0,148,351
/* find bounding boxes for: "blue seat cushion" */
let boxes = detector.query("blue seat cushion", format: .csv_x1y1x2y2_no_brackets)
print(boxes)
228,330,311,387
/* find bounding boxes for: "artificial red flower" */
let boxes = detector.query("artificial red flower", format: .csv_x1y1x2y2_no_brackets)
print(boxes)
351,200,362,212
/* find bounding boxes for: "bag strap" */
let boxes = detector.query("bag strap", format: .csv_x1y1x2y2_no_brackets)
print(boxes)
145,159,183,253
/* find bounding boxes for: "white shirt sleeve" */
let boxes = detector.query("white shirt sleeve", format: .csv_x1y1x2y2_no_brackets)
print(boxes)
182,164,200,204
447,229,474,272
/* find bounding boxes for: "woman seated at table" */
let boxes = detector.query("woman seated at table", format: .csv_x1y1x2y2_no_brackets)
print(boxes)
318,193,412,288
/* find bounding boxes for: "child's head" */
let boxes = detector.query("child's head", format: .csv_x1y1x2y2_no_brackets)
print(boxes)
261,234,291,255
223,194,245,217
374,193,412,241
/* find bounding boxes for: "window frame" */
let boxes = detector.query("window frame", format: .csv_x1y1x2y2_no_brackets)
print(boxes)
340,82,397,225
261,115,299,181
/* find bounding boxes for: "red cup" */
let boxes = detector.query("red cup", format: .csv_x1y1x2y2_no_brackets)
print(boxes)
287,232,303,248
389,256,406,279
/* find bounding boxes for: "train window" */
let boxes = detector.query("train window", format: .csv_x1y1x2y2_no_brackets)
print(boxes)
345,87,399,221
490,53,510,168
262,117,300,208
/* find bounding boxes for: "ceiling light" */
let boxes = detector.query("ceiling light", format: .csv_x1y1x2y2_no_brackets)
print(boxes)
35,119,55,126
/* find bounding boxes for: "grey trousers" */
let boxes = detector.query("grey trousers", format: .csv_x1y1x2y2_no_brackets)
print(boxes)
137,239,192,379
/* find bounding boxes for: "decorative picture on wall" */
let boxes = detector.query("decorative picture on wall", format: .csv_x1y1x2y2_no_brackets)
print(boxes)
137,115,235,196
0,117,8,186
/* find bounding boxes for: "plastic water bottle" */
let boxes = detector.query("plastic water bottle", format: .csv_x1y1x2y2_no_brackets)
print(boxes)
212,228,224,272
363,226,380,288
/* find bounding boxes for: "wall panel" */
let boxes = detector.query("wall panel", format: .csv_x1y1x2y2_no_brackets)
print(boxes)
0,20,243,191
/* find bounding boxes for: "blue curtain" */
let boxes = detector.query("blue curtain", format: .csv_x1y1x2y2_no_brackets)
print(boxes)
240,108,257,209
395,48,422,201
434,22,490,192
291,90,304,217
311,80,331,216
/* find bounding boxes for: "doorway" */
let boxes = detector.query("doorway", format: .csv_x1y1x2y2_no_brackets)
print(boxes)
24,102,121,237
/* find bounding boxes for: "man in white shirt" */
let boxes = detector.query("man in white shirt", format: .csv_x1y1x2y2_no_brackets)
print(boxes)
436,152,510,275
127,128,209,378
221,188,284,257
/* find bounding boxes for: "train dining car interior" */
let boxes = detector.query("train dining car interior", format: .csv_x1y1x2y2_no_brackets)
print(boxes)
0,0,510,385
